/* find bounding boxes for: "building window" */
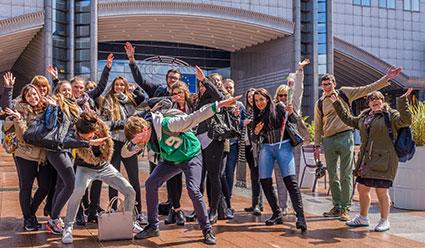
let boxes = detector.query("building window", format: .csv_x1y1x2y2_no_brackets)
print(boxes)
353,0,371,6
379,0,396,8
404,0,420,11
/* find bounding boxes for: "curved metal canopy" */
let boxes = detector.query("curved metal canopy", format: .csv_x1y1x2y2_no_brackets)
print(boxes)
98,2,293,52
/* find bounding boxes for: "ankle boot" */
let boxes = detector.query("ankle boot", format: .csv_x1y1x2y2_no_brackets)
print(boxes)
260,178,282,225
283,175,307,232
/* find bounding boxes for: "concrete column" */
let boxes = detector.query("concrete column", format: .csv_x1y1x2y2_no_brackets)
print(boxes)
68,0,75,77
326,0,334,74
90,0,98,81
293,0,301,71
44,0,53,77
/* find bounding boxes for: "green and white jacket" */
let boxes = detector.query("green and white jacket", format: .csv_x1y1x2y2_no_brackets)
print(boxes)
121,102,219,164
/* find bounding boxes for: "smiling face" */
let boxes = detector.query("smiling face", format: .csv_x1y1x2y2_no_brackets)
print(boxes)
72,80,85,98
247,90,255,107
59,82,73,98
224,81,235,96
367,92,385,112
113,78,126,94
166,71,180,87
24,87,41,107
254,93,268,111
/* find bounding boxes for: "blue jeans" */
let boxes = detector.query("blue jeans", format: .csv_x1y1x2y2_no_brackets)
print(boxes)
225,143,238,197
258,140,295,179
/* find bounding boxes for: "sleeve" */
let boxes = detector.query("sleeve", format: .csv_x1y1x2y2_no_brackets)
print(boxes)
313,101,324,146
341,76,390,102
292,69,304,114
393,96,412,129
166,102,218,133
133,86,146,106
13,118,28,143
202,78,225,101
332,100,360,129
52,78,59,89
147,96,172,109
121,140,144,158
1,87,13,109
88,65,110,99
129,63,159,97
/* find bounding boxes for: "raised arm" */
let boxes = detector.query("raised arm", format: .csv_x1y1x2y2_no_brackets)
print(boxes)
292,58,309,114
125,42,160,97
342,67,401,102
47,65,59,89
87,53,112,99
2,72,15,109
393,88,413,129
195,65,225,101
167,95,241,133
331,95,360,129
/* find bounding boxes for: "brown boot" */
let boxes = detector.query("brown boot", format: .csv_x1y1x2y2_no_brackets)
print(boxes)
339,208,350,221
323,207,341,217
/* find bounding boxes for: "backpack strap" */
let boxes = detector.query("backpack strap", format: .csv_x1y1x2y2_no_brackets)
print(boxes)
318,89,350,117
383,112,395,143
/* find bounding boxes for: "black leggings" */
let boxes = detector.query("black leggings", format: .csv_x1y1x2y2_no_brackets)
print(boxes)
220,152,232,209
15,157,54,219
200,140,224,211
47,151,75,220
109,141,142,212
246,145,262,207
43,161,57,215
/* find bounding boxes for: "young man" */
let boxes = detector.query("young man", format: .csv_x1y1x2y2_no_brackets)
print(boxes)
314,67,401,221
122,93,241,245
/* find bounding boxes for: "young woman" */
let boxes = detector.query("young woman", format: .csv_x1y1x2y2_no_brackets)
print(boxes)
193,67,227,223
252,88,307,232
45,80,81,234
331,89,412,232
4,83,56,231
242,88,263,215
61,111,137,244
101,74,145,222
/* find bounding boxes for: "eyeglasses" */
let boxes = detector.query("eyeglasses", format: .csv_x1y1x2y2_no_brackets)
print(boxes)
278,94,288,97
369,97,384,101
168,76,179,80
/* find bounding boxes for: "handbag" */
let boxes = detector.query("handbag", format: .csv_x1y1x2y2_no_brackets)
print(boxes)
98,196,133,241
23,106,70,151
207,110,240,141
2,126,18,154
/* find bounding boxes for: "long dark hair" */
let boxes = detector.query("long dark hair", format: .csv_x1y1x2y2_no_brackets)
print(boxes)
76,111,99,134
253,88,277,129
245,88,256,113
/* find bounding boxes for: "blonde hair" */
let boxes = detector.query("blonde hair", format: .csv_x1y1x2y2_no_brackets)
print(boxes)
54,80,80,118
171,81,193,108
274,84,290,102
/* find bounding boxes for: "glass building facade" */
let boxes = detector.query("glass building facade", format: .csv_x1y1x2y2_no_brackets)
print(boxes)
317,0,327,76
74,0,92,78
98,41,230,93
52,0,70,79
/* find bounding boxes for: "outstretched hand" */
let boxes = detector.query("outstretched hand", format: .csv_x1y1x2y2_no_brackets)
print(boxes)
3,72,15,88
298,58,310,70
124,42,135,63
5,108,21,120
386,67,402,80
329,94,338,103
194,65,206,82
401,88,413,98
47,65,58,80
106,53,114,68
217,95,242,109
89,137,109,146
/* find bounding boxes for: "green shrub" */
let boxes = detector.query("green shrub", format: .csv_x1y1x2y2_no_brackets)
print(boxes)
410,102,425,146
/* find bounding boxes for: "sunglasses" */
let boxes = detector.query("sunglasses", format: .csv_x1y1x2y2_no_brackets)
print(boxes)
167,76,179,80
278,94,288,97
172,91,183,96
321,82,332,87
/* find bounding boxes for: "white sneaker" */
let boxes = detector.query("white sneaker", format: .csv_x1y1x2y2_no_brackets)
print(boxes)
133,222,143,233
62,226,73,244
346,215,370,227
375,219,390,232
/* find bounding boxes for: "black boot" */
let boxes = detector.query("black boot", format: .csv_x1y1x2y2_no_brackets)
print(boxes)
283,175,307,232
76,205,86,226
164,209,176,225
209,209,218,224
260,178,283,225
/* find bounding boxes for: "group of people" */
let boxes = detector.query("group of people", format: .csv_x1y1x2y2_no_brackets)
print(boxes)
0,40,413,245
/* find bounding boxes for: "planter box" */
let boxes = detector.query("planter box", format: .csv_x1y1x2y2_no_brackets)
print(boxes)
391,146,425,210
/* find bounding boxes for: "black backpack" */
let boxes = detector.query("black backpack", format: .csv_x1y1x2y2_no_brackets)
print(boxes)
383,112,416,162
318,89,350,117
